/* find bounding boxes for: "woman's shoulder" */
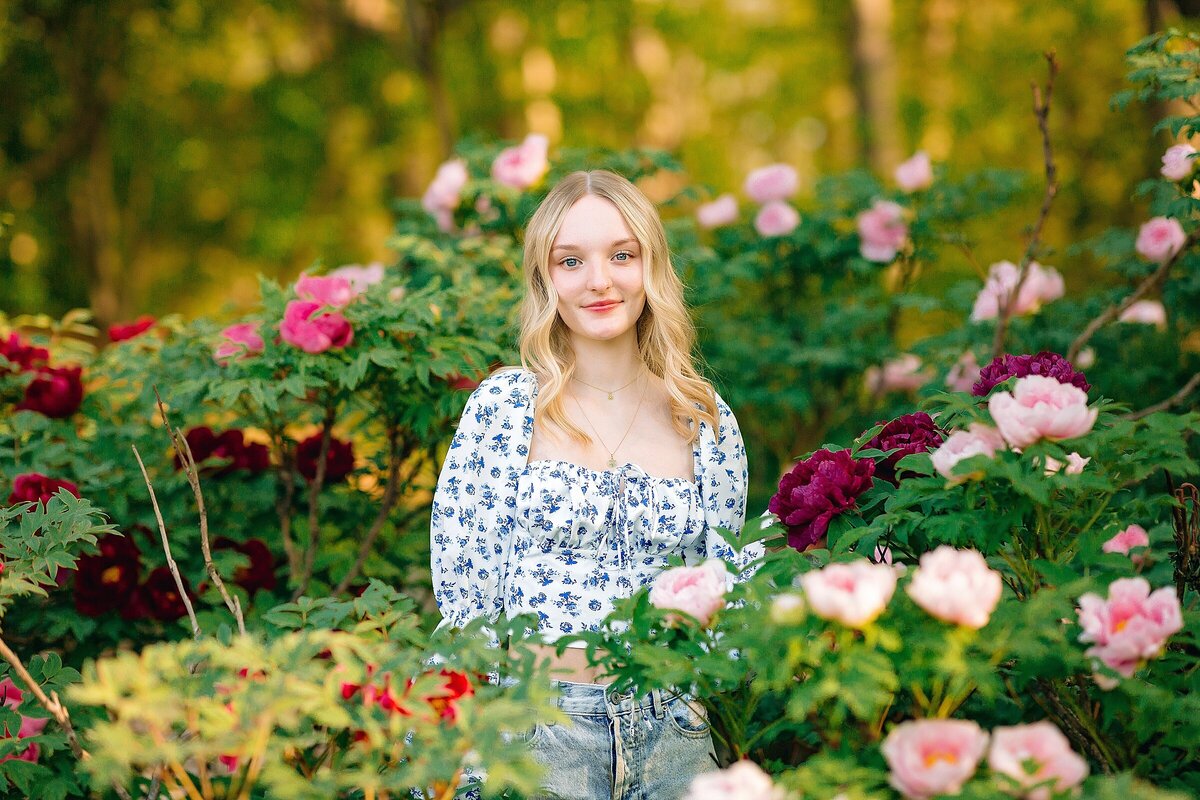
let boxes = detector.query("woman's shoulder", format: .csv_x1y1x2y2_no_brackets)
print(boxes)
469,366,539,405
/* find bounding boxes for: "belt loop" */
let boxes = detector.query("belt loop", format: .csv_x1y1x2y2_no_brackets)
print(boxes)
651,688,664,719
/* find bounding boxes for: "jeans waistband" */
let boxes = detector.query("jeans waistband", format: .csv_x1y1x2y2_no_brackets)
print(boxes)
552,679,680,718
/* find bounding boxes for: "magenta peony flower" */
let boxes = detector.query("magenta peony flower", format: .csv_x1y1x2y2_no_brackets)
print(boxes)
108,315,156,342
696,194,738,229
906,546,1003,629
744,164,798,203
1135,217,1187,263
491,133,549,189
214,322,265,362
329,262,385,294
683,760,783,800
295,273,355,309
769,449,875,551
972,352,1090,397
929,424,1007,483
882,719,989,799
863,412,945,485
864,353,930,395
799,560,897,627
7,472,80,506
988,375,1098,449
1102,524,1150,557
279,300,353,353
17,365,84,418
1161,143,1197,181
970,260,1064,322
0,333,49,373
649,560,729,627
895,151,933,193
1118,299,1167,328
988,721,1089,800
857,199,909,262
1076,577,1182,679
753,201,800,237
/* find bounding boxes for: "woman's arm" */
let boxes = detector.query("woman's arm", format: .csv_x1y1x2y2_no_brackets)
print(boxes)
701,392,764,582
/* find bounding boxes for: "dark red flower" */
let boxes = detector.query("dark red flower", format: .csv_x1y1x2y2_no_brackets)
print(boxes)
176,427,271,475
7,473,81,506
768,449,875,552
972,352,1090,397
0,333,48,373
124,566,194,622
863,412,945,485
442,372,482,392
108,315,156,342
16,365,83,418
74,534,141,616
295,433,355,483
214,537,277,594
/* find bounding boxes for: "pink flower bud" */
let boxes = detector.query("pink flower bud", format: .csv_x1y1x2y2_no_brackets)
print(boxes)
743,164,798,203
895,151,933,193
987,721,1089,800
1135,217,1186,263
882,719,989,799
906,546,1003,629
491,134,550,189
945,351,981,394
1042,452,1089,476
988,375,1097,449
799,560,897,628
753,201,800,237
697,194,739,229
856,200,909,263
649,560,729,626
1160,143,1197,181
1102,524,1150,557
864,354,929,394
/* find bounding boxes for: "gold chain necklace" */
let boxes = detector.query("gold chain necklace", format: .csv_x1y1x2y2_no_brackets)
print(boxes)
571,368,643,400
571,373,649,469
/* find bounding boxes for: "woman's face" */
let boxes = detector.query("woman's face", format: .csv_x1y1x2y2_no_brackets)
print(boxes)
548,194,647,343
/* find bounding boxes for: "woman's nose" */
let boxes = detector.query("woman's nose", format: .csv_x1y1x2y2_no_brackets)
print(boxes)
584,259,612,291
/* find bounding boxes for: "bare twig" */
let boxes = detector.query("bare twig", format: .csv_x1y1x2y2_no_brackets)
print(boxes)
153,388,245,636
293,406,338,599
1122,372,1200,421
992,51,1060,360
274,434,301,576
131,445,202,639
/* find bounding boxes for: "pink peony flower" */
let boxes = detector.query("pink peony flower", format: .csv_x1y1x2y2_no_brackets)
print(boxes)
214,322,265,362
895,151,934,193
799,560,897,628
330,262,385,294
754,201,800,237
970,261,1064,322
1102,524,1150,556
1076,577,1183,678
649,560,729,626
1160,144,1197,181
683,759,783,800
864,354,930,395
857,200,909,262
1118,299,1167,328
421,159,469,215
946,351,981,394
930,424,1007,482
491,133,550,189
1043,452,1089,476
988,721,1089,800
279,300,354,354
1135,217,1187,263
744,164,799,203
0,677,49,764
906,546,1003,629
882,719,989,799
988,375,1098,449
295,273,355,308
697,194,738,229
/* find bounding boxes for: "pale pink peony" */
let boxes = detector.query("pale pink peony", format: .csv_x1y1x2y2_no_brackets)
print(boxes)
279,300,354,354
697,194,739,229
882,719,989,799
1043,452,1089,476
1102,524,1150,556
906,546,1003,629
1135,217,1187,263
1160,143,1197,181
1076,577,1183,678
491,133,550,189
683,759,783,800
930,424,1007,482
754,201,800,237
988,375,1097,449
1118,299,1167,328
744,164,799,203
649,559,729,626
1075,348,1096,370
295,273,355,308
214,322,265,362
421,159,468,215
895,151,934,193
970,261,1064,322
857,200,909,262
988,721,1089,800
864,353,929,394
330,262,385,294
945,351,981,394
799,560,897,628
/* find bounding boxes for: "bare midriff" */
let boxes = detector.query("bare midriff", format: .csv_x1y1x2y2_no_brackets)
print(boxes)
519,643,615,685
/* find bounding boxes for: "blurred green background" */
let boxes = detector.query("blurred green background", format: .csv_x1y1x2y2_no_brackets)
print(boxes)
1,0,1197,327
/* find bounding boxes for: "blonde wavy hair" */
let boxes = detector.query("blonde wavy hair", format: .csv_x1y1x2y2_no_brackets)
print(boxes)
514,170,717,445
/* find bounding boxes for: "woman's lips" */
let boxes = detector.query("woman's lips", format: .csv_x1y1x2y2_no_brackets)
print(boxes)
585,301,620,312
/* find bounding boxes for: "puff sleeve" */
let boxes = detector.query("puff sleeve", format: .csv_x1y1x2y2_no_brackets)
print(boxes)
699,392,763,582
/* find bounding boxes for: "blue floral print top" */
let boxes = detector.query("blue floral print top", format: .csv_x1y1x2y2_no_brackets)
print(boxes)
430,368,761,647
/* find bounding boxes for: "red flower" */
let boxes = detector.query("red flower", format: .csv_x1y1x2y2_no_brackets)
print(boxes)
425,669,475,723
295,433,355,483
176,427,271,475
16,365,84,418
214,537,277,594
108,315,156,342
123,566,194,622
768,449,875,552
0,678,48,764
0,333,49,373
74,534,141,616
7,473,81,506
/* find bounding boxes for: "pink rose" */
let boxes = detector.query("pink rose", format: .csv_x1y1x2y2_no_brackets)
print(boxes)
799,560,897,628
945,351,981,394
0,677,49,764
1160,144,1197,181
906,546,1003,629
970,261,1064,322
895,151,933,193
754,201,800,237
684,760,782,800
930,424,1007,482
1043,452,1089,476
279,300,354,354
649,560,729,626
988,721,1089,800
856,200,909,262
864,354,929,394
987,375,1096,449
1135,217,1187,263
744,164,799,203
491,133,550,189
1117,299,1167,328
330,262,385,294
214,322,265,362
1076,577,1183,678
295,273,355,308
1102,524,1150,556
882,719,989,799
697,194,738,229
421,159,469,214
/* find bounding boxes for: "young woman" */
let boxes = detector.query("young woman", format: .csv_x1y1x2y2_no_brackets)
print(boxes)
430,170,762,799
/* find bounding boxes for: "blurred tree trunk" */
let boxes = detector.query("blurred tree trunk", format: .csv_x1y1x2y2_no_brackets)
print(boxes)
403,0,468,157
848,0,901,172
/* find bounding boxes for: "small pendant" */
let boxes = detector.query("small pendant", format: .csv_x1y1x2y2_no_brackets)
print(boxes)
607,392,614,400
607,456,617,468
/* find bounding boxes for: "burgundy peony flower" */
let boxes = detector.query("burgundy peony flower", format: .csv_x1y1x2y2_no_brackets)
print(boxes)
16,365,84,418
7,473,81,506
972,352,1089,397
769,449,875,551
295,433,355,483
863,412,945,485
123,566,194,622
176,427,270,475
74,534,141,616
108,315,156,342
214,537,277,594
0,333,49,373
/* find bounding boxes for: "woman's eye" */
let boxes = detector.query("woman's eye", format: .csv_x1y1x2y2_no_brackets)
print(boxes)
561,257,582,268
614,251,634,262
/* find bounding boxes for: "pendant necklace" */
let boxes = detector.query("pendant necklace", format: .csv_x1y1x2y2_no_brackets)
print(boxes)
572,371,649,469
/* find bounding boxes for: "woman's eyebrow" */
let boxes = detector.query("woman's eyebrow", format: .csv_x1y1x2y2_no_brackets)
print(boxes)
550,238,638,253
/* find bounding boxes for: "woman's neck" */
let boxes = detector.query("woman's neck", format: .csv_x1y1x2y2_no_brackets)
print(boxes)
568,329,644,388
